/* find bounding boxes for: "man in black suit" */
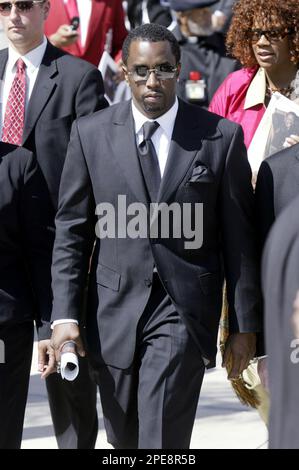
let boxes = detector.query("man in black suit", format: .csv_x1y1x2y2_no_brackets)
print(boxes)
0,0,108,448
170,0,239,108
255,143,299,248
127,0,174,29
262,193,299,448
0,142,51,448
49,23,262,449
254,143,299,398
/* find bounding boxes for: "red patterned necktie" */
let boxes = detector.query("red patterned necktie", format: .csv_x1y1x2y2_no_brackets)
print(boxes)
2,58,26,146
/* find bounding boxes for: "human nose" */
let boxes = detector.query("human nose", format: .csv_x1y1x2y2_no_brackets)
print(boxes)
255,33,271,45
146,69,160,87
9,5,21,20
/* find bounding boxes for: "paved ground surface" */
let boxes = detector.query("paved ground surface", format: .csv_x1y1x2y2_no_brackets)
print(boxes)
22,342,268,449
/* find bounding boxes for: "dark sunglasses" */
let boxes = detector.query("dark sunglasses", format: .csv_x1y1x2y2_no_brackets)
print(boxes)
250,28,292,43
0,0,45,14
126,64,178,83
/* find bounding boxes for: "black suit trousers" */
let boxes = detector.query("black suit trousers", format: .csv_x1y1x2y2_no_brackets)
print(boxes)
91,274,205,449
0,321,33,449
45,356,98,449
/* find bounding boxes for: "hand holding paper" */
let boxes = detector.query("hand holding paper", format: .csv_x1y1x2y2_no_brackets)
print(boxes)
60,341,79,381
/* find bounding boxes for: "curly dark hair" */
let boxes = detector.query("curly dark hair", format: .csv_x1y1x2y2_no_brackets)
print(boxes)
226,0,299,67
122,23,181,65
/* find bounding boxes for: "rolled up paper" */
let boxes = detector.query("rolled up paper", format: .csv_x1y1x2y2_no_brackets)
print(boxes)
60,341,79,381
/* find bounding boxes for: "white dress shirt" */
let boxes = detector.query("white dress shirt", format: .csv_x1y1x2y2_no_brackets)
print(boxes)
0,37,47,135
64,0,92,48
132,97,179,177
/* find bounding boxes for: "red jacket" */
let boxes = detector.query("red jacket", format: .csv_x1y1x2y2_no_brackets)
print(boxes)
209,67,266,149
45,0,128,66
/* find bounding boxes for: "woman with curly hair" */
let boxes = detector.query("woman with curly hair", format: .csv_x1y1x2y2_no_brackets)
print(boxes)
209,0,299,149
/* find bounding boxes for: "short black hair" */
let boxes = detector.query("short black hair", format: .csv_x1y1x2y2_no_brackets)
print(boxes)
122,23,181,65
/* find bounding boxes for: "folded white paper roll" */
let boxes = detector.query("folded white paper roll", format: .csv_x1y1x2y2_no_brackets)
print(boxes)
60,342,79,381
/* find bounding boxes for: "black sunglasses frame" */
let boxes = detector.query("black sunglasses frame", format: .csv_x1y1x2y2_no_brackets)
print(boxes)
250,28,293,43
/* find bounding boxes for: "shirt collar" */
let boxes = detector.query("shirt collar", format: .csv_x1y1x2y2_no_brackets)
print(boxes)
132,97,179,139
244,67,267,109
7,36,47,73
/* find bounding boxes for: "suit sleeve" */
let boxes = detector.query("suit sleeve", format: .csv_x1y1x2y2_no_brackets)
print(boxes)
75,66,109,116
255,160,275,252
220,124,263,334
21,152,55,340
51,120,96,322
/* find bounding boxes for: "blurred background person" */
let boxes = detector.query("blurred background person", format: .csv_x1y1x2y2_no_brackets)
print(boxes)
45,0,128,66
125,0,175,30
170,0,239,108
211,0,236,35
209,0,299,151
262,193,299,448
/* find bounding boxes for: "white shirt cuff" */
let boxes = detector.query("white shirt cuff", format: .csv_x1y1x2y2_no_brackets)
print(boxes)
51,319,79,329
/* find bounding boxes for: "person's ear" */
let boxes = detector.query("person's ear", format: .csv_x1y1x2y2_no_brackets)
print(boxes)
122,65,130,84
43,0,51,20
176,63,181,80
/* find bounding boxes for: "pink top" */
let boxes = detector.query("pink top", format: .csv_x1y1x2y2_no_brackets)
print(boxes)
209,67,266,149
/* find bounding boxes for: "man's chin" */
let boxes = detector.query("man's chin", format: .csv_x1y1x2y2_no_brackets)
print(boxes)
143,102,164,116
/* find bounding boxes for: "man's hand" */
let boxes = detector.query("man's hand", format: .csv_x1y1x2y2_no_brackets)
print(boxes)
211,12,227,31
50,323,85,364
38,339,56,379
49,25,79,48
283,134,299,148
223,332,256,379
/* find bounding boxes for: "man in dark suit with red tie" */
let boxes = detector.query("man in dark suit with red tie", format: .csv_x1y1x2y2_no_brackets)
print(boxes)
44,0,128,66
0,142,53,449
0,0,108,448
49,24,262,448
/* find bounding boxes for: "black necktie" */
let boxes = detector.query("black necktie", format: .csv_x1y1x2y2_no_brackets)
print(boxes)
138,121,161,202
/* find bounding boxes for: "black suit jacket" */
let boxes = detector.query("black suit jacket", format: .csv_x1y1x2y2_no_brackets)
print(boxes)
262,193,299,448
0,143,53,326
255,143,299,249
51,99,262,369
0,42,108,337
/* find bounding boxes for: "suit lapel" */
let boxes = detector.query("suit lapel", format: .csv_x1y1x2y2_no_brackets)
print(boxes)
0,49,8,80
110,101,149,205
158,100,221,203
22,43,58,143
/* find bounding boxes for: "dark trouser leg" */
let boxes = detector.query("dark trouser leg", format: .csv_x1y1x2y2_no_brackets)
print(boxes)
46,355,98,449
137,294,205,449
93,363,139,449
0,322,34,449
95,275,205,449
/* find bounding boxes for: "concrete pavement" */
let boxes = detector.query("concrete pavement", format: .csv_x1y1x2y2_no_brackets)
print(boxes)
22,342,268,449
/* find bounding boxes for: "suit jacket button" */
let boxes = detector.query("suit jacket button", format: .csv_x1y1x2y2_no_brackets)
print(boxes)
144,278,152,287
